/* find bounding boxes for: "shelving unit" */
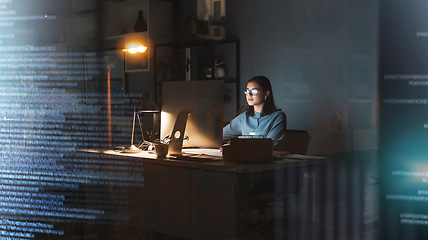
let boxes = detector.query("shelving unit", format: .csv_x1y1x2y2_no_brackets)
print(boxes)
101,0,149,49
103,0,149,39
154,39,240,120
101,0,150,95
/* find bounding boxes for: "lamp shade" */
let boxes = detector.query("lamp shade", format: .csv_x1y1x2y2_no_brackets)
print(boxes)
139,91,159,112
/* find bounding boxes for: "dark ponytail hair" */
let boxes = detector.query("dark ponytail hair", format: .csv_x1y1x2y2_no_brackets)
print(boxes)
246,76,280,116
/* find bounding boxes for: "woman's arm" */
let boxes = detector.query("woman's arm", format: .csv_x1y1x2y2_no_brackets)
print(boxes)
223,113,245,140
266,111,287,146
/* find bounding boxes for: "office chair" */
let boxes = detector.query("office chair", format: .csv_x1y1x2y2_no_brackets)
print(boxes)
277,129,311,154
251,129,312,238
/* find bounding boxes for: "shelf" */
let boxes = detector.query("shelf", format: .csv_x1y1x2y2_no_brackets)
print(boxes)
154,39,240,115
156,38,239,48
103,0,149,40
104,32,148,40
224,78,238,83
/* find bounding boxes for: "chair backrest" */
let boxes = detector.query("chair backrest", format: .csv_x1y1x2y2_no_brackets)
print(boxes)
279,129,310,154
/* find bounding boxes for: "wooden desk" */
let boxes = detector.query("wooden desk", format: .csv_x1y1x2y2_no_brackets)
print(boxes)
79,149,326,239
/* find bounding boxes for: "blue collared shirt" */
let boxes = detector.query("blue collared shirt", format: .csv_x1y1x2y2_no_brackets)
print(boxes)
223,110,287,147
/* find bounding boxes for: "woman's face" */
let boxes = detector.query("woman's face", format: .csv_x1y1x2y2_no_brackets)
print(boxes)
245,81,268,107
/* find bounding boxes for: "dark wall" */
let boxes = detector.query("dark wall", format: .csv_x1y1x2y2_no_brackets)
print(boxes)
224,0,379,154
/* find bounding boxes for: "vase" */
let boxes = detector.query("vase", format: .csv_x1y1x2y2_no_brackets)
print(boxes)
134,10,147,32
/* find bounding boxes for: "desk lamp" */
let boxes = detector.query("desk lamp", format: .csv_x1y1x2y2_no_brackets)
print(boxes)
138,91,160,144
123,107,157,153
122,106,143,153
121,42,148,153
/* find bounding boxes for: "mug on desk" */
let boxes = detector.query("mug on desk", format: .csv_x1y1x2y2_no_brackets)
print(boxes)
154,142,169,158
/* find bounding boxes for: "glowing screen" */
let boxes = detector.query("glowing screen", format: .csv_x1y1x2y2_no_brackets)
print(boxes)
380,0,428,238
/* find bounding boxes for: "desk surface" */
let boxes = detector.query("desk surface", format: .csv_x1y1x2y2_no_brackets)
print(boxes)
77,148,327,240
81,148,327,174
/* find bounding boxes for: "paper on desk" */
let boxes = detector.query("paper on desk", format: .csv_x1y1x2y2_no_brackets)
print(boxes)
182,148,223,158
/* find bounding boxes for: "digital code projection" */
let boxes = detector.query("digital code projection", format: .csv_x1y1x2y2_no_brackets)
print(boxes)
0,1,151,239
380,0,428,239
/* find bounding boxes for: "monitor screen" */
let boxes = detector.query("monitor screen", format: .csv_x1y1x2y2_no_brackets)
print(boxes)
161,80,224,149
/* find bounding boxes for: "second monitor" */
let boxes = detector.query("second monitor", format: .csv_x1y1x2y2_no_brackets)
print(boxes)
161,80,224,150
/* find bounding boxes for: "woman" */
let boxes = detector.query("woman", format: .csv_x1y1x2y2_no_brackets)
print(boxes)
223,76,287,149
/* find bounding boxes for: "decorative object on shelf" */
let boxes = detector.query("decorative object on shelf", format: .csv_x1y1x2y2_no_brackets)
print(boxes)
133,10,148,32
205,60,225,79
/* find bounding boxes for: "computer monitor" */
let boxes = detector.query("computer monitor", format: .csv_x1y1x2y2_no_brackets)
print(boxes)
161,80,224,149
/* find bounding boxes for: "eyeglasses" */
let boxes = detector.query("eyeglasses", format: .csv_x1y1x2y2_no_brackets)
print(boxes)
244,89,260,95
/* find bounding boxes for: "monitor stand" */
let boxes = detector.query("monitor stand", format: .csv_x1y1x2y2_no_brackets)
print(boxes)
168,111,190,156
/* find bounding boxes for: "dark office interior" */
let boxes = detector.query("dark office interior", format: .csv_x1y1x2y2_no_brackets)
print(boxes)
2,0,428,239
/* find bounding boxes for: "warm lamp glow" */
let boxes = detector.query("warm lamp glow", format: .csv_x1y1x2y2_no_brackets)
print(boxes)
123,43,147,54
